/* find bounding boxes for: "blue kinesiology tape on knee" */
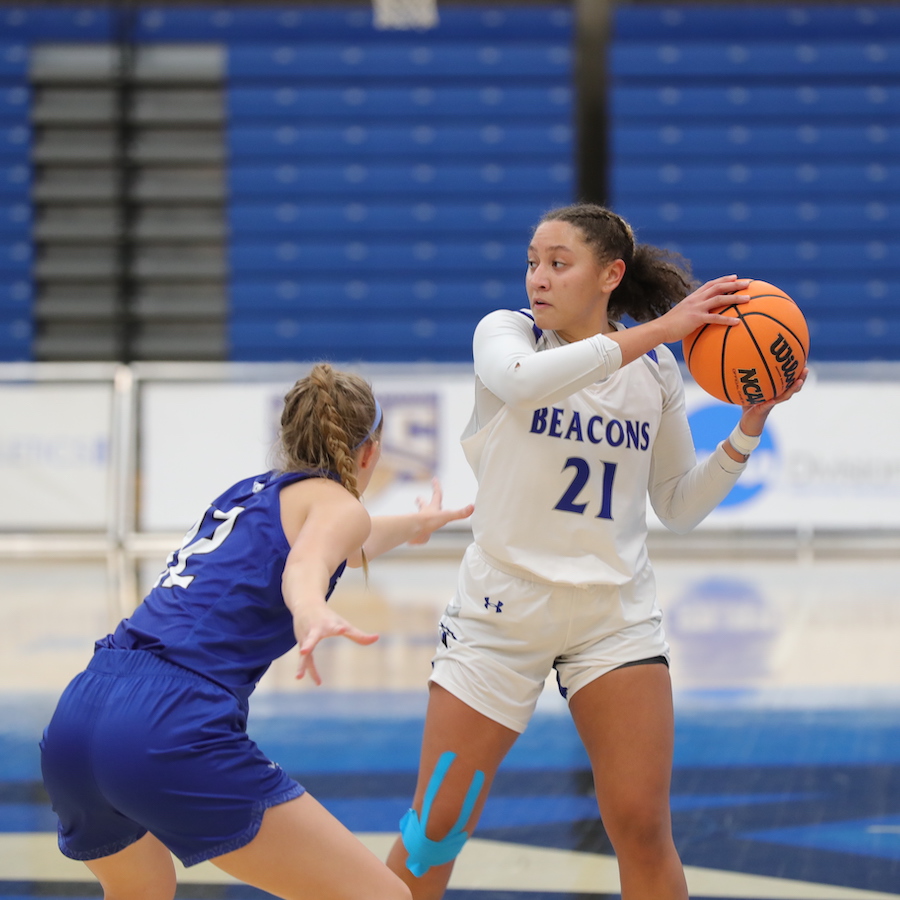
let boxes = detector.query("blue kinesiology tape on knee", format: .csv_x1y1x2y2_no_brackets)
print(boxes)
400,751,486,877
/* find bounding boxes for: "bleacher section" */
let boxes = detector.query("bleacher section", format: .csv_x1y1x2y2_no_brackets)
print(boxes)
609,4,900,362
184,4,574,362
9,4,900,363
0,40,32,361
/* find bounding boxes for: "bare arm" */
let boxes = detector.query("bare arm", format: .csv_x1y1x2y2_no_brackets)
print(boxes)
355,479,474,563
281,482,378,685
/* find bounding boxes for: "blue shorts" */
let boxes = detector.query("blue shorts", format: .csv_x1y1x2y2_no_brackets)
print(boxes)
39,648,304,867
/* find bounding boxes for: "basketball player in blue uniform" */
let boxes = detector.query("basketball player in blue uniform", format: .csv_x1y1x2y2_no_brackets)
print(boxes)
40,363,473,900
386,205,807,900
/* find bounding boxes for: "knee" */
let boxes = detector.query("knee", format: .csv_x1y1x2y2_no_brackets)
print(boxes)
400,802,472,877
602,802,674,858
400,752,485,878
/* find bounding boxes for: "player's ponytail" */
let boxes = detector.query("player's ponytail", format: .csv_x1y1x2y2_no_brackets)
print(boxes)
277,364,382,499
536,203,697,323
613,243,697,323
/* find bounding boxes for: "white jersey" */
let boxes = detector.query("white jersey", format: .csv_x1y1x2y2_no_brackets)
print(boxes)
462,308,746,591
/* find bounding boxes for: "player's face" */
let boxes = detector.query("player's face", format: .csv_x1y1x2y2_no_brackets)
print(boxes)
526,220,620,342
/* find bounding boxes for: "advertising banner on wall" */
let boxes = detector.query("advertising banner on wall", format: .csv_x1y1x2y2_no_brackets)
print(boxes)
3,365,897,534
678,377,900,530
139,367,900,535
138,371,479,533
0,381,112,530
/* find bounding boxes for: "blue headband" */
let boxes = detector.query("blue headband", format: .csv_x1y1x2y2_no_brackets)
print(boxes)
353,399,382,450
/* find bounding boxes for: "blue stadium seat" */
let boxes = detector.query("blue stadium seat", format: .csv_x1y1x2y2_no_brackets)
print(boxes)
0,125,29,159
611,41,900,79
611,163,900,199
0,45,28,80
0,314,31,360
228,43,572,80
0,276,31,358
228,124,572,160
619,201,900,237
611,85,900,122
772,278,900,314
614,6,900,41
0,276,30,307
804,316,900,361
0,241,30,272
228,316,476,363
228,200,545,237
228,86,572,121
229,239,523,276
0,86,28,121
0,165,29,198
658,239,900,281
229,276,520,316
612,125,900,162
0,6,113,40
229,162,573,199
0,203,31,234
136,5,573,42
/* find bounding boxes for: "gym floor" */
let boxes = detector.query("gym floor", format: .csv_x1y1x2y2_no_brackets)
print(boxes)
2,545,899,899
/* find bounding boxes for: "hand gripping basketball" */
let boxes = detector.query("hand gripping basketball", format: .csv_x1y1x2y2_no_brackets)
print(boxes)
683,280,810,405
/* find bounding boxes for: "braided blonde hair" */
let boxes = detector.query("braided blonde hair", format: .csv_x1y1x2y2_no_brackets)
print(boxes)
276,364,380,498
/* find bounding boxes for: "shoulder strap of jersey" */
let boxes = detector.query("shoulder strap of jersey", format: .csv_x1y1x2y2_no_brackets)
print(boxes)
514,308,543,344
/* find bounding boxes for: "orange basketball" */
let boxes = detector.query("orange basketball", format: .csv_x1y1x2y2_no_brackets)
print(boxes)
682,280,810,405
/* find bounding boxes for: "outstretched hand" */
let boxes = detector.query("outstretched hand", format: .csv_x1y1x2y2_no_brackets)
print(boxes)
739,366,809,435
656,275,752,344
408,478,474,545
295,606,378,686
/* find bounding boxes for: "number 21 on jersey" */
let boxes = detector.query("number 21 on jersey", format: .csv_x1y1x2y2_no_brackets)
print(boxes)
554,457,617,520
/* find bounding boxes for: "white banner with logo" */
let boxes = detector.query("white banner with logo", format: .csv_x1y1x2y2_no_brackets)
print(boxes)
139,367,900,534
678,375,900,529
2,365,898,534
0,381,112,529
139,373,479,532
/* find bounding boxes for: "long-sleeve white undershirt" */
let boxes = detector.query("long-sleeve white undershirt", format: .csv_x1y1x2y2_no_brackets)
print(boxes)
468,309,747,535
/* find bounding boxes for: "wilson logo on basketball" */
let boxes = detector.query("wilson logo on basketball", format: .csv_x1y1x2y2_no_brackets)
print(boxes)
770,334,800,389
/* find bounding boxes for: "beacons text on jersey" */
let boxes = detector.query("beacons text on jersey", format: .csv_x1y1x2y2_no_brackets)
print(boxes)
530,407,651,450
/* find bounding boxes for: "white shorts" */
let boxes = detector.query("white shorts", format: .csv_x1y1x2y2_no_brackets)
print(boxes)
430,544,670,733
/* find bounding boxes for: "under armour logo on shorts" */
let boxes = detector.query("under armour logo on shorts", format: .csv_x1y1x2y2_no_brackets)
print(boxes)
484,597,503,613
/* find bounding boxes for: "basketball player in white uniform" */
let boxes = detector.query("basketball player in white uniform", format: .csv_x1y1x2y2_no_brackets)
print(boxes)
386,204,807,900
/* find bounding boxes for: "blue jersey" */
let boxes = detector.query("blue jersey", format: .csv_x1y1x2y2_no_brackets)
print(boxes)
98,469,347,704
